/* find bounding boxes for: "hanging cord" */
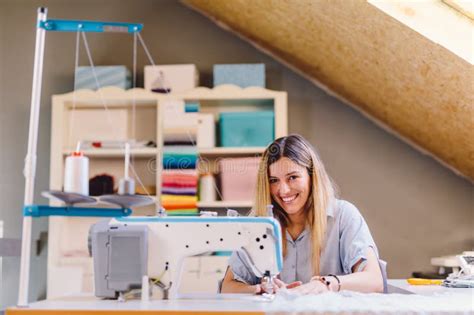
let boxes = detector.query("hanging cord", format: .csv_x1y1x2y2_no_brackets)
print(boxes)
137,33,227,209
131,32,137,141
79,31,155,205
67,30,81,151
129,31,158,207
80,32,116,131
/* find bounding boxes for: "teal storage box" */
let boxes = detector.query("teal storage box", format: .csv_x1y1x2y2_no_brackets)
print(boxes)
74,66,131,90
213,64,265,88
219,111,274,147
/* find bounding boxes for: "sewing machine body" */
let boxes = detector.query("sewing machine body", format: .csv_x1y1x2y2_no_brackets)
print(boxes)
90,216,283,299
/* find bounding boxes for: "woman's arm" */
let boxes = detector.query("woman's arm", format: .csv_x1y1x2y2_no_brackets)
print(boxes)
334,247,384,293
220,267,262,294
289,247,383,295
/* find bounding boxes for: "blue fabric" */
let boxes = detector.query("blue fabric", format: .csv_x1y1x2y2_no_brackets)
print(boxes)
228,199,380,284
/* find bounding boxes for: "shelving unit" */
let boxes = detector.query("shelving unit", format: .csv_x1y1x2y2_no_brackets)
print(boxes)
47,84,287,298
160,84,287,209
48,87,164,298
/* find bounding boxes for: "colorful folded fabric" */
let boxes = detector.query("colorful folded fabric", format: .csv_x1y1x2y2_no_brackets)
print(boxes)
163,156,197,169
162,169,198,195
162,169,198,176
162,186,197,195
163,126,197,143
162,181,197,188
161,194,198,210
166,209,199,216
162,195,197,202
164,145,198,154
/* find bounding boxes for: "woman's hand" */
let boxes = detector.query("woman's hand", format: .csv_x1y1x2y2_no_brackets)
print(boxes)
287,278,329,295
257,278,302,294
274,278,303,291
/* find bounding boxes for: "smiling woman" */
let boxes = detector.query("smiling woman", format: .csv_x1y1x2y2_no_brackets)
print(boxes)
221,134,385,295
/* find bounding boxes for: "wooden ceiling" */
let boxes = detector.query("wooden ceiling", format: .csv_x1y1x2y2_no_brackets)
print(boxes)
183,0,474,180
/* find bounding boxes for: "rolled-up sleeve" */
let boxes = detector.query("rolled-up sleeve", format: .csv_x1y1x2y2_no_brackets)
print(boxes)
338,201,379,274
228,251,259,285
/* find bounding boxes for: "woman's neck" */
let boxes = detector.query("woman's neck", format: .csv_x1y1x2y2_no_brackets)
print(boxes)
287,213,306,240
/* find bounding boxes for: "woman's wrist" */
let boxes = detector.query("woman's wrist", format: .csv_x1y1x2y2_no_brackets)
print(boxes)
311,275,341,292
326,274,341,292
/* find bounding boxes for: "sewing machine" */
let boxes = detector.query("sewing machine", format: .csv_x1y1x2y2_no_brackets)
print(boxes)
89,215,283,300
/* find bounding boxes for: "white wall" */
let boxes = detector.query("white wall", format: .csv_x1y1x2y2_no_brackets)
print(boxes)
0,0,472,307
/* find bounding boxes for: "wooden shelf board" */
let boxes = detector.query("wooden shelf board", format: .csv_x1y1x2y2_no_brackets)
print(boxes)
62,148,158,158
198,147,265,156
197,200,253,208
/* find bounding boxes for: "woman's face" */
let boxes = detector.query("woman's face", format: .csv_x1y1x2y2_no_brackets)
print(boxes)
268,157,311,221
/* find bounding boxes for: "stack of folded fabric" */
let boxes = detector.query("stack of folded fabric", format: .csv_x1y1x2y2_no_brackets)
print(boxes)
161,142,199,216
163,100,198,145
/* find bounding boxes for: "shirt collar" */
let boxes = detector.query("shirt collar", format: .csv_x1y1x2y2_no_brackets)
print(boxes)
285,227,310,243
326,199,335,218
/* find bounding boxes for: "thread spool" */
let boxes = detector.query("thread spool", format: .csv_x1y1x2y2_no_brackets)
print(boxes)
64,151,89,195
199,173,216,202
118,142,135,195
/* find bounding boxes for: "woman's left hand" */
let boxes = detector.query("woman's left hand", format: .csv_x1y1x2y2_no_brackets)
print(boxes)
288,278,329,295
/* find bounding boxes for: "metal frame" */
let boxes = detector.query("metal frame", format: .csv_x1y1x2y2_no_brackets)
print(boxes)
18,7,143,307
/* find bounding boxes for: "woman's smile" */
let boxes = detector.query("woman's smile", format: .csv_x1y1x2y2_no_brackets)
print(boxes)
281,194,299,204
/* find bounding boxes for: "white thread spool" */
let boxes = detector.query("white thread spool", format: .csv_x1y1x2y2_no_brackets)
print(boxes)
118,143,135,195
64,151,89,195
199,173,216,202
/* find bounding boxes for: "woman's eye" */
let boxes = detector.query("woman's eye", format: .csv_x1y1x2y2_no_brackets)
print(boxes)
289,175,298,181
269,178,278,184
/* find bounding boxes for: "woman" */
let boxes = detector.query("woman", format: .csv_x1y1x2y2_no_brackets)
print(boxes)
221,134,384,294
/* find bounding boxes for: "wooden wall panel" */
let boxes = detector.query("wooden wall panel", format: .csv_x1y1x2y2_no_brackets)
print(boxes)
184,0,474,180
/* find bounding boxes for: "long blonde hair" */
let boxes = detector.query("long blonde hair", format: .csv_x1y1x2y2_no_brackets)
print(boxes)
252,134,336,276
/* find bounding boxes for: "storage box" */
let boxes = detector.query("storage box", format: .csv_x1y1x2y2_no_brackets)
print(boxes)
219,157,260,201
144,64,199,93
219,111,274,147
213,64,265,88
74,66,131,90
196,113,215,148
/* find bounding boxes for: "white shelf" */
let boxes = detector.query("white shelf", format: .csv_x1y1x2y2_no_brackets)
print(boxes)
197,200,253,208
62,147,265,158
62,148,158,158
198,147,265,156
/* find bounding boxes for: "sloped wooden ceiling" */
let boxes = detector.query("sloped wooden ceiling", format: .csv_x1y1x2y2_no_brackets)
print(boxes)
183,0,474,180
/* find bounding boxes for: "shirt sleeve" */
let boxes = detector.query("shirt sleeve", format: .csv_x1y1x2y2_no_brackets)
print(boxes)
338,200,379,274
228,250,259,285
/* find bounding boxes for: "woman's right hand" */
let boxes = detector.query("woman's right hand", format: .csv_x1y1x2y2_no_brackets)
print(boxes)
260,278,302,293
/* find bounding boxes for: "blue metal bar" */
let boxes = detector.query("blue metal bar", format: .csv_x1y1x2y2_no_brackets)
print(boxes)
39,19,143,33
23,205,132,217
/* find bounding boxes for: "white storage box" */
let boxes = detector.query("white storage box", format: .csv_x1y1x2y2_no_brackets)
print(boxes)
144,64,199,93
197,113,215,148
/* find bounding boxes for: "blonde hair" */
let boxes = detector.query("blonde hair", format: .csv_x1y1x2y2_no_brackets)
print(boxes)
252,134,336,276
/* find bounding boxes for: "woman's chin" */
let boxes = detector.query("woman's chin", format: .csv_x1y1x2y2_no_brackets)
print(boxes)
281,204,303,215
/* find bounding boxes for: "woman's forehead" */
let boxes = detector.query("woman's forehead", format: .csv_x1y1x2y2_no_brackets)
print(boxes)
269,157,306,176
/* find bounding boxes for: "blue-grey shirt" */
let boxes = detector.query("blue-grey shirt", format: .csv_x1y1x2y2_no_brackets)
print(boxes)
228,199,379,284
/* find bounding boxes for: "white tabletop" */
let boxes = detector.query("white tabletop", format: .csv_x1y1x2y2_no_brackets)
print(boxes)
6,280,474,314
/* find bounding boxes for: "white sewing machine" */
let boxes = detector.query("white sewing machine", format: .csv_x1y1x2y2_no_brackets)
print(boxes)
89,215,283,300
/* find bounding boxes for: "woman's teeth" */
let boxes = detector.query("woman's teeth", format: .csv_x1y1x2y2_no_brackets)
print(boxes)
282,195,297,203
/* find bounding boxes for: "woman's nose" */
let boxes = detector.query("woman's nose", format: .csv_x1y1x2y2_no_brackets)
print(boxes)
279,182,290,195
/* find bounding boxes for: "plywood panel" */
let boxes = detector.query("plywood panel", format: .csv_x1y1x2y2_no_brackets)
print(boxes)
184,0,474,180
